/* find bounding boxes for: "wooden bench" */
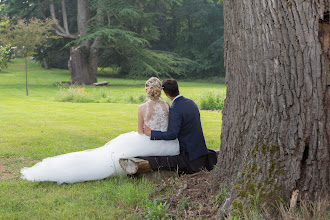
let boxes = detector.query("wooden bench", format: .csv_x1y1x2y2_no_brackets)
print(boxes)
93,81,109,86
119,148,220,175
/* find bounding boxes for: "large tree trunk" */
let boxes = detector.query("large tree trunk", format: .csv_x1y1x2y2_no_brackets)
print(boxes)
212,0,330,215
68,45,97,85
68,0,97,85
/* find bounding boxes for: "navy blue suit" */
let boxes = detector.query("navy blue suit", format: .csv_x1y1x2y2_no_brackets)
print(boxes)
151,96,209,161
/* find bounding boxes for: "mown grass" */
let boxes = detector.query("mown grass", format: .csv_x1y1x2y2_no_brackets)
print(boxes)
0,59,223,218
2,177,156,219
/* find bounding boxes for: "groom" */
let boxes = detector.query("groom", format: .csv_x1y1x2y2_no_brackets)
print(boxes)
142,79,217,174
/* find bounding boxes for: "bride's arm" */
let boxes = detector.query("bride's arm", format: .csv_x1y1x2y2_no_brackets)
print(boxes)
137,105,144,134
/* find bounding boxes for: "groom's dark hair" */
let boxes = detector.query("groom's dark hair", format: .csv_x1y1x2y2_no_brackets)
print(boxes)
162,79,180,97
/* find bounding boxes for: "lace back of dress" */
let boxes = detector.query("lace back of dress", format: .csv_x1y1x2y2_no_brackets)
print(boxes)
144,100,169,132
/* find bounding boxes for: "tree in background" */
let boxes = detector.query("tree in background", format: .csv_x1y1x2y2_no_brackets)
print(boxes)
0,46,13,71
1,0,113,84
0,0,73,70
0,2,13,71
0,0,225,80
153,0,225,78
175,0,224,78
1,0,193,82
34,37,72,69
0,0,38,19
82,0,191,77
0,17,56,95
212,0,329,216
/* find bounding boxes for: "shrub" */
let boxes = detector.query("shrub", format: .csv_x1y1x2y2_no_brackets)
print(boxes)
57,87,96,103
0,46,13,71
145,199,170,220
138,94,146,103
216,187,229,204
56,85,146,104
199,89,226,110
128,96,137,104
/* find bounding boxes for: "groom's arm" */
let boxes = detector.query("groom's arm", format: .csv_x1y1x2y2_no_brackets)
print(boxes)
151,109,182,140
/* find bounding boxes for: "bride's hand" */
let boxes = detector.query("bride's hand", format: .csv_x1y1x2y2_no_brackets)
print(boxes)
144,126,151,136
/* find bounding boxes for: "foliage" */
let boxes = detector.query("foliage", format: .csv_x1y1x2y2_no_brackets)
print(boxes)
56,79,227,112
0,0,39,19
0,16,57,95
216,187,229,204
57,87,95,103
128,49,192,77
154,0,225,78
34,38,72,69
57,86,146,104
0,0,225,79
0,0,76,69
145,199,170,220
0,46,13,71
84,0,192,77
199,89,226,110
0,17,56,58
56,85,228,111
175,0,225,78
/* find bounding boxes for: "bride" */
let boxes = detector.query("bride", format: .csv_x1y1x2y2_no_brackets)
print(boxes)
20,77,179,184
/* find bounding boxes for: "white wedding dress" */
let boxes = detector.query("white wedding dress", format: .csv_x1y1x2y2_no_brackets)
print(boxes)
20,100,179,184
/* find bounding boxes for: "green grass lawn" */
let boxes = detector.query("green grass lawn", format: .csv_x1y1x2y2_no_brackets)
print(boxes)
0,59,224,219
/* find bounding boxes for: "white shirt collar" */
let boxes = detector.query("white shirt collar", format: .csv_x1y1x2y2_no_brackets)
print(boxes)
172,95,182,102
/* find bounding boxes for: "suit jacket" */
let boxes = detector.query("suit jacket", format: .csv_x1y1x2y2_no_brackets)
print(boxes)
151,96,209,161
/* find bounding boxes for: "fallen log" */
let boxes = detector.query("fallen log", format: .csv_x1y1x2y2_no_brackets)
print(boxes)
119,158,152,175
119,149,220,175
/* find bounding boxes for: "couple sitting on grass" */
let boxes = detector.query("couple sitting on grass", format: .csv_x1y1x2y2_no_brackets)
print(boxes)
21,77,217,184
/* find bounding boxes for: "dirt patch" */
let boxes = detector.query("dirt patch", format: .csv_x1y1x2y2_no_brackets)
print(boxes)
0,163,14,180
0,157,39,181
150,171,219,219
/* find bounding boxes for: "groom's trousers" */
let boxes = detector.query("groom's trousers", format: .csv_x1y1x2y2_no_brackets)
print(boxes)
138,149,217,174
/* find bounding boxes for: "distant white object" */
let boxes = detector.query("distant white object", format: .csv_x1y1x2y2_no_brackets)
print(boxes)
93,81,109,86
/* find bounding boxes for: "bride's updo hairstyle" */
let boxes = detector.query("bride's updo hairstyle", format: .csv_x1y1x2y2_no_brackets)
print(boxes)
145,77,162,101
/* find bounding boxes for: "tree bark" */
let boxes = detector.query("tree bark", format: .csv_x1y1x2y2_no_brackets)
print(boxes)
212,0,330,215
48,1,78,39
61,0,69,35
68,45,97,85
68,0,101,85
